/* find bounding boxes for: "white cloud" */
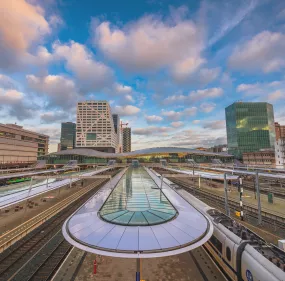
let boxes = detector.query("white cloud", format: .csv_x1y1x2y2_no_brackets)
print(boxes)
26,74,79,109
0,0,51,70
145,115,163,124
236,80,285,99
53,41,113,91
229,31,285,73
162,107,197,121
268,90,285,101
163,87,223,105
133,126,173,136
94,9,204,74
162,110,183,121
0,74,18,89
171,121,184,128
200,102,216,113
40,111,70,123
189,87,223,102
113,105,140,116
0,88,34,119
203,120,225,130
113,83,132,94
192,120,200,124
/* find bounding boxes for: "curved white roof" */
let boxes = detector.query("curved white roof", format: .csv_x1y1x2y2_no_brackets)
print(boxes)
48,146,233,158
62,167,213,258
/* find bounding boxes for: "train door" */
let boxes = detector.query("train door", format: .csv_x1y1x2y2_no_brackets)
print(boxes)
223,235,238,281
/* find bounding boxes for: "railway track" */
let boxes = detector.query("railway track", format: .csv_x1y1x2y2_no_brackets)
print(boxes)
154,168,285,232
0,168,121,281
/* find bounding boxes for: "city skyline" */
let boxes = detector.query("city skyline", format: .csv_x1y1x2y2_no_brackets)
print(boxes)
0,0,285,153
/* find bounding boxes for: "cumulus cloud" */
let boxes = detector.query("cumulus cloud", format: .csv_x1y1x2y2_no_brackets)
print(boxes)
113,105,140,116
171,121,184,128
93,8,205,75
0,88,34,119
53,41,113,91
0,74,18,89
203,120,225,130
133,126,173,136
236,80,285,100
229,31,285,73
145,115,163,124
268,90,285,101
0,0,51,70
26,74,79,109
192,120,200,124
200,102,216,113
40,111,70,124
162,107,197,121
189,87,223,102
163,88,223,105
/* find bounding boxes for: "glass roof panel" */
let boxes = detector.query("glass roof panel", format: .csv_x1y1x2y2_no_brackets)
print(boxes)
99,167,177,226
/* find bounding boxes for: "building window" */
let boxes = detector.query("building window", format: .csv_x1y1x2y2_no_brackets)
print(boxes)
210,235,222,254
226,247,231,261
86,133,96,140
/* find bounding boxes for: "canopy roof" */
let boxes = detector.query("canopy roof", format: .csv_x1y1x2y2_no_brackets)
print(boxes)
48,147,233,159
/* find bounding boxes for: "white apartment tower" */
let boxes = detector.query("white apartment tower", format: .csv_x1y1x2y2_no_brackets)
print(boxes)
122,127,131,152
76,101,119,153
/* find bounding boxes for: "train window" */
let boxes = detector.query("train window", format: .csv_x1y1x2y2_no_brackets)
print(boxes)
226,247,231,261
210,235,223,254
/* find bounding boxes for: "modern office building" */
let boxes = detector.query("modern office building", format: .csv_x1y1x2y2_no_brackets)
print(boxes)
275,122,285,140
60,122,76,151
122,127,131,152
112,114,122,152
76,101,119,153
225,102,275,159
0,123,49,163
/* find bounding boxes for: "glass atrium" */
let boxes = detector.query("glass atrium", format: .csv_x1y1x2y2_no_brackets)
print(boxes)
99,167,177,226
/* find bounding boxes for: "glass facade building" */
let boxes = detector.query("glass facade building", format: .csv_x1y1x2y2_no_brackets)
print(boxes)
60,122,76,151
225,102,275,159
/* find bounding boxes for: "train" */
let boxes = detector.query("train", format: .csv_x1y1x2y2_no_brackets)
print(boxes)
151,168,285,281
0,177,31,186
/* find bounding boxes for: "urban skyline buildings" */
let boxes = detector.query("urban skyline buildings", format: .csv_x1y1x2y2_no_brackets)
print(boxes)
225,102,276,159
76,101,120,153
122,127,132,152
60,122,76,151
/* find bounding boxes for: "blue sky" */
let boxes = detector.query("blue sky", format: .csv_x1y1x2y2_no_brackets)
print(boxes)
1,0,285,152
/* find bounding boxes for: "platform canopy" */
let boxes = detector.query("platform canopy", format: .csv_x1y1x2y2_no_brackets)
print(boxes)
63,167,213,258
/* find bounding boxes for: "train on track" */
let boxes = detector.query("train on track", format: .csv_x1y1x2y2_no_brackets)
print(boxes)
152,168,285,281
0,177,31,186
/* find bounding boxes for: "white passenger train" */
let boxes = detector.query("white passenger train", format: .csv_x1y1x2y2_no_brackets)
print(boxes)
152,168,285,281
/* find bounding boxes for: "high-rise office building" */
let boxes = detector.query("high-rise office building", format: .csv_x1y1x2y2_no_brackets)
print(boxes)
76,101,119,153
60,122,76,151
122,127,131,152
225,102,275,159
112,114,122,152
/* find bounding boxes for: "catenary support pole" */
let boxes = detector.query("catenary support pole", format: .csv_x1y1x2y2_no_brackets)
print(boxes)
255,171,262,225
239,177,244,221
224,173,230,216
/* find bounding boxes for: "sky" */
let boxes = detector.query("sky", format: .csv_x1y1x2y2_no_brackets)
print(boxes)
1,0,285,153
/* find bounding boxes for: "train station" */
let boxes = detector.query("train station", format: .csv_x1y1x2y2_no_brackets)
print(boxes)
0,150,284,281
